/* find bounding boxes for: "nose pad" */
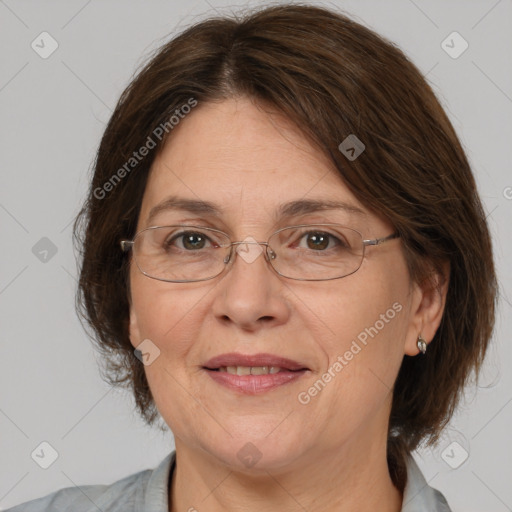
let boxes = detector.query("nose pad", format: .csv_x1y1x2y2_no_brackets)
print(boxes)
223,243,274,266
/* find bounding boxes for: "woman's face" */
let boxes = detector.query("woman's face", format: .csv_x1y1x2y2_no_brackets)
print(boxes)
128,97,430,471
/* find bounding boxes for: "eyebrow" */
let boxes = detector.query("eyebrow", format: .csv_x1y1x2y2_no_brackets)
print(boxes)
146,195,367,225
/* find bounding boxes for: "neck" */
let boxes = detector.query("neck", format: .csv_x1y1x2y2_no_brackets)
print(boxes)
169,428,402,512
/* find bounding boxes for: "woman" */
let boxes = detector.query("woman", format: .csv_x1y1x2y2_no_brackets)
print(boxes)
7,4,496,511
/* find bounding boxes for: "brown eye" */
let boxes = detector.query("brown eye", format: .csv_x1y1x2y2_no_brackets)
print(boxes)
305,232,330,250
166,231,211,251
297,231,347,251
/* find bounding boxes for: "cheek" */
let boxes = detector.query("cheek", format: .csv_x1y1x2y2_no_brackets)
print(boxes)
316,275,405,347
129,275,206,413
315,272,409,392
129,269,216,366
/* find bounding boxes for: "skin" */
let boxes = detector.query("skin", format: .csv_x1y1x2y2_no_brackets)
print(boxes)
128,97,448,512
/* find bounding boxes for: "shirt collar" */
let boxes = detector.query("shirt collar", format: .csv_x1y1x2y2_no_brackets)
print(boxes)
142,450,176,512
401,455,452,511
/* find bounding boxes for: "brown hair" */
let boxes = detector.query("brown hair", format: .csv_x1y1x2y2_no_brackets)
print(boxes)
73,4,497,490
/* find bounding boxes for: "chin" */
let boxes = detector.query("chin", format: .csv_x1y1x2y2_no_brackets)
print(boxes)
201,432,305,473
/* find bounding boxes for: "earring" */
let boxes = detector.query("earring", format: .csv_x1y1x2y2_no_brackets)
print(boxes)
417,334,427,354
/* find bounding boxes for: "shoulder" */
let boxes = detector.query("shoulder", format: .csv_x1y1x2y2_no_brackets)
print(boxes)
4,471,151,512
4,451,175,512
401,455,452,512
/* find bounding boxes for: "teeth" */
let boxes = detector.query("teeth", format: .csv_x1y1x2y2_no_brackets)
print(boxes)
219,366,284,375
250,366,268,375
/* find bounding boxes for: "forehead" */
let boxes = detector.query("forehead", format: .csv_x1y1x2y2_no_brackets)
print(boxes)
138,97,373,229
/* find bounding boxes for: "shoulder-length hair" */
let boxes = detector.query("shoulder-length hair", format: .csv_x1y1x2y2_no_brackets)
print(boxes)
73,4,497,490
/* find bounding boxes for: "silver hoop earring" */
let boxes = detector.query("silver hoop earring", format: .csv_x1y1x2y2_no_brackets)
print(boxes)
417,334,427,354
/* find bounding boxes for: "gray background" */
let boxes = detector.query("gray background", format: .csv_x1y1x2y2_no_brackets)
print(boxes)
0,0,511,510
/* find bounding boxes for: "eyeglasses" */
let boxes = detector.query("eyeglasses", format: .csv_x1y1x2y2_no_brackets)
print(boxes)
120,224,399,283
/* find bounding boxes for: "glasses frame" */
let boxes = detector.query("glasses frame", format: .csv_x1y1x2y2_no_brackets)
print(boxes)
120,224,400,283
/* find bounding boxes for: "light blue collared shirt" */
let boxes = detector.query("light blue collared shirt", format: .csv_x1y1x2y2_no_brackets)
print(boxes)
5,451,452,511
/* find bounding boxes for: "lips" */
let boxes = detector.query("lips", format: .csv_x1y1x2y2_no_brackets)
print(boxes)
202,352,310,394
203,352,309,372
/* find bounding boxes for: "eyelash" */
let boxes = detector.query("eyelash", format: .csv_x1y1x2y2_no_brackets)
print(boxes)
165,229,346,252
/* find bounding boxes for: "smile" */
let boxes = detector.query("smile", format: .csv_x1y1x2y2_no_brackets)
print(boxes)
203,367,309,394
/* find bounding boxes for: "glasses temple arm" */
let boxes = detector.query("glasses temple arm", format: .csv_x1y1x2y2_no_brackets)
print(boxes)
362,232,400,247
120,240,134,252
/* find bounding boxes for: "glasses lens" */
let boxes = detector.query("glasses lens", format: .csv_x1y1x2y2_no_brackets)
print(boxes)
133,226,231,282
268,224,364,280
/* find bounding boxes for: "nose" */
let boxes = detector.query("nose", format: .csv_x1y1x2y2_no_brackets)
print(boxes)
211,239,290,331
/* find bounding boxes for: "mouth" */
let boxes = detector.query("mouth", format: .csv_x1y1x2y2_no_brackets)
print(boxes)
202,352,310,394
205,366,306,375
203,352,309,371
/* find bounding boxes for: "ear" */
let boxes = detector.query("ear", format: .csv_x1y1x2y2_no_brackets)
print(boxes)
127,278,142,349
404,261,450,356
129,306,142,350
